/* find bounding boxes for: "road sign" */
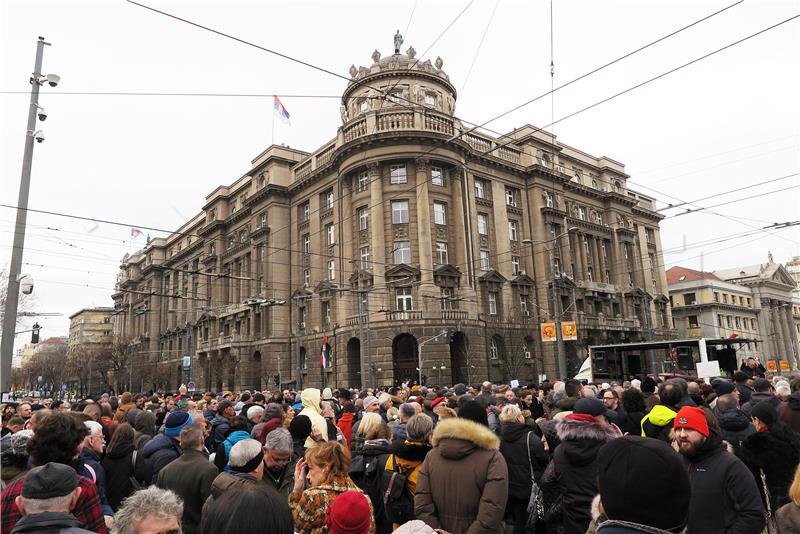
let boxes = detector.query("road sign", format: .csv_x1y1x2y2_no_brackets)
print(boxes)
187,381,196,392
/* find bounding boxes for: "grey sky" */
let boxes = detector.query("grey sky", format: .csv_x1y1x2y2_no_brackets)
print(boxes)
2,0,798,351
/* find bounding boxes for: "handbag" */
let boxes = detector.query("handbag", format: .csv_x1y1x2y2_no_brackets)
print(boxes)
525,431,545,529
760,468,778,534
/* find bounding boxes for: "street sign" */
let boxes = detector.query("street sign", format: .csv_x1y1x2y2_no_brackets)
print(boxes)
187,381,196,392
541,323,557,342
561,321,578,341
182,356,191,369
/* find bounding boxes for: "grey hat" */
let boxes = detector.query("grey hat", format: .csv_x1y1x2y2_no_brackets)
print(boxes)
22,462,78,499
453,383,468,396
362,395,379,411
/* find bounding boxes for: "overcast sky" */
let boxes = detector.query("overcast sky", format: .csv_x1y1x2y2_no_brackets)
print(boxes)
2,0,798,352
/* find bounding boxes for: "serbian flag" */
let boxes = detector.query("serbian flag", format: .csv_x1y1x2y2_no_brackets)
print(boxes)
274,95,291,125
320,335,328,368
130,228,143,239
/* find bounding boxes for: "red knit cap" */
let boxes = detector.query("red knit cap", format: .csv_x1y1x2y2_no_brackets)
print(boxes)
673,406,709,437
430,397,446,409
325,491,371,534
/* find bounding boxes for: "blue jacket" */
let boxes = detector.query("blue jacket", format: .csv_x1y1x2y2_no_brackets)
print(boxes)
141,433,182,485
214,430,250,472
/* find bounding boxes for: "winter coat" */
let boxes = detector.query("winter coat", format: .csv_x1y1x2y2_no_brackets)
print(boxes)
620,411,645,438
595,520,678,534
101,441,136,511
499,422,548,500
289,476,375,534
113,402,136,424
717,409,756,453
736,383,754,404
77,449,113,517
778,393,800,433
741,392,780,418
640,405,677,442
738,425,800,509
202,408,216,422
414,417,509,534
262,459,296,499
156,448,218,534
549,396,578,420
392,421,408,441
141,433,182,485
298,388,328,449
213,429,250,472
486,405,501,435
681,429,764,534
776,501,800,532
202,471,259,516
209,413,230,452
540,417,618,534
337,412,355,448
9,511,94,534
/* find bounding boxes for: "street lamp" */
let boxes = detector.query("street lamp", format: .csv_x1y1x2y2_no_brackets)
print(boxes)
523,226,578,379
1,37,60,393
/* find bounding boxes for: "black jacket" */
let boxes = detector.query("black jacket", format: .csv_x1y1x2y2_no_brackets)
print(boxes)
499,422,549,500
736,383,753,404
717,409,756,453
738,425,800,509
682,430,764,534
620,411,645,438
101,441,137,511
9,511,93,534
741,392,781,418
778,394,800,433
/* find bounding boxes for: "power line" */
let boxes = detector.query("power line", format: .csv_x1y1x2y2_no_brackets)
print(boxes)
0,91,343,98
657,172,799,211
459,0,500,98
665,184,800,218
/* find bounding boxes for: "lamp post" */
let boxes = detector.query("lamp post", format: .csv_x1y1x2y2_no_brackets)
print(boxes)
523,227,578,379
1,37,59,393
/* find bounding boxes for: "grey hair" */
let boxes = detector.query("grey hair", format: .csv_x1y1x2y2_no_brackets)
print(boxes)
228,439,262,468
84,420,103,437
399,403,416,420
22,494,73,514
247,405,265,422
111,487,183,534
264,427,293,453
405,413,433,441
179,426,203,450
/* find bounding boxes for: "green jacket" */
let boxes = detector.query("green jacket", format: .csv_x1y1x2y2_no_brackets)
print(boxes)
640,405,677,441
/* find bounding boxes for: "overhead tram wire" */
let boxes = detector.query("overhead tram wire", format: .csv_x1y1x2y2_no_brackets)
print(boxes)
664,185,800,218
458,0,500,98
657,172,799,211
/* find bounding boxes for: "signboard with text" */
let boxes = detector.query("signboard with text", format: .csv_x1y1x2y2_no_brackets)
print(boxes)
780,360,790,372
767,360,778,373
562,321,578,341
541,323,557,342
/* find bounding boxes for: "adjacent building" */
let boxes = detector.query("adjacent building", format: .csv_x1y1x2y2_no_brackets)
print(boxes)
112,41,674,391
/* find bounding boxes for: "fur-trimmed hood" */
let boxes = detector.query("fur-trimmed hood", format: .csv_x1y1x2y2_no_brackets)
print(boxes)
432,417,499,459
557,418,619,442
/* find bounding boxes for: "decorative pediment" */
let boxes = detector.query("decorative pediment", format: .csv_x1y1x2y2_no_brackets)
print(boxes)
433,264,461,288
348,268,374,288
772,265,797,288
385,263,421,281
479,270,507,284
196,312,216,323
628,286,652,299
291,288,313,300
511,273,535,287
314,280,339,295
653,294,670,304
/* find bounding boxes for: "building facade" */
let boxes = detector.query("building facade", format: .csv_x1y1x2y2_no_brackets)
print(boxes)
67,308,115,394
112,42,674,392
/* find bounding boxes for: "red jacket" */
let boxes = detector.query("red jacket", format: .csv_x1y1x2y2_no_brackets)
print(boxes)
337,412,355,449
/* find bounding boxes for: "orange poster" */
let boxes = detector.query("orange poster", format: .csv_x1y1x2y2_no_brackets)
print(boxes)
562,321,578,341
780,360,790,372
767,360,777,372
541,322,557,342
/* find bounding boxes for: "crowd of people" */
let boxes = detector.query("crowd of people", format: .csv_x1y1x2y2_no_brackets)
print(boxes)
3,359,800,534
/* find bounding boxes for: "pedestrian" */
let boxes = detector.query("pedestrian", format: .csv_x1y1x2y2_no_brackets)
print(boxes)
213,415,250,472
325,490,372,534
715,393,755,453
199,483,294,534
298,388,329,449
0,429,32,487
674,405,765,533
778,386,800,433
113,393,136,424
202,439,265,515
245,405,264,433
337,402,356,449
619,388,646,437
141,411,192,484
594,437,691,533
209,400,234,452
78,420,115,522
351,412,383,458
289,415,314,460
110,486,182,534
741,378,781,418
640,382,682,441
262,428,296,498
8,462,94,534
156,426,217,534
384,414,433,530
415,400,508,534
101,423,137,511
289,441,375,534
132,410,156,453
203,397,218,423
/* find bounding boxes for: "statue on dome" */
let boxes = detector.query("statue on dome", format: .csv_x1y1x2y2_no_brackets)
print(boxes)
394,30,403,54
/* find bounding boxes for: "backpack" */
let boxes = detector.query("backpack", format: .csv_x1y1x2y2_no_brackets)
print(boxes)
381,455,415,526
350,451,389,527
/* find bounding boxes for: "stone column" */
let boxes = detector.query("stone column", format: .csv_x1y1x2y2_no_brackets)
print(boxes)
415,158,438,304
779,303,796,367
368,162,386,317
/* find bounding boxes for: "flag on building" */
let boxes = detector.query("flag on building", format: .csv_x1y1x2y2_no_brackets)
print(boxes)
320,335,328,368
130,228,143,239
274,95,291,125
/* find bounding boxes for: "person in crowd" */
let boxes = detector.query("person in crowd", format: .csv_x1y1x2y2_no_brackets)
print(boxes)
322,402,344,444
601,389,626,426
298,388,329,449
203,438,265,515
110,486,182,534
15,403,31,422
156,426,217,534
337,402,356,448
392,403,417,442
778,384,800,433
289,441,374,534
415,400,508,534
733,370,754,404
322,388,341,420
25,408,51,433
540,397,619,534
715,393,755,453
253,403,285,439
289,415,314,460
1,429,33,487
9,462,95,534
141,411,192,485
202,397,218,423
498,404,548,534
674,405,765,533
351,412,383,458
549,379,582,420
741,378,780,418
1,413,106,534
3,417,24,436
262,428,296,498
640,382,682,441
594,437,691,533
113,393,136,424
741,357,767,379
83,404,111,443
738,401,800,511
618,388,646,437
213,416,250,472
687,381,707,408
209,400,234,453
245,405,264,433
325,490,373,534
385,413,433,528
777,464,800,531
101,423,138,511
199,483,294,534
78,420,114,523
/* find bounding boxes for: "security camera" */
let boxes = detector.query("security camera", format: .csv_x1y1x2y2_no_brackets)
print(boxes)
45,73,60,87
33,130,44,143
18,274,34,295
37,107,47,121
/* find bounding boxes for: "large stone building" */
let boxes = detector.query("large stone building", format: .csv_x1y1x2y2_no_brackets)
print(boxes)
67,307,115,394
112,41,674,392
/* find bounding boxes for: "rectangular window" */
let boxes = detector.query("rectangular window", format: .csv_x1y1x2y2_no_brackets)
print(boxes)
480,250,490,271
474,179,486,199
440,288,453,311
390,164,407,184
520,294,530,316
477,213,488,235
359,293,368,315
394,241,411,264
595,212,603,225
688,316,699,328
322,301,331,325
360,246,370,269
300,202,310,222
735,317,741,328
435,242,448,265
302,234,310,254
718,316,724,328
424,93,437,106
358,207,369,230
684,293,696,305
488,292,498,315
327,260,336,280
326,224,335,246
604,269,611,283
587,267,594,281
511,255,521,276
434,202,447,225
259,212,267,228
392,200,409,224
324,190,334,209
396,287,413,311
303,269,311,288
505,187,517,207
553,258,562,276
601,241,608,260
713,292,720,302
431,167,444,186
358,99,369,113
508,221,518,241
726,316,732,328
358,171,369,192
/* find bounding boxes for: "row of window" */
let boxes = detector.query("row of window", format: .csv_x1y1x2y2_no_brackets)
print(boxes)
713,292,752,307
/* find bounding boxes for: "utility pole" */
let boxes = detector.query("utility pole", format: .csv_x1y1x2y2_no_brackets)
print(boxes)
2,37,56,393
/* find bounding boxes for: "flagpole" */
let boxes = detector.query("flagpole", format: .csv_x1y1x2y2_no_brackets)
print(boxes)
271,96,275,147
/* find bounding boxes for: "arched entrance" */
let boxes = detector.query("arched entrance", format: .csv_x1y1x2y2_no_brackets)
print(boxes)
346,337,361,388
449,332,469,385
392,333,418,386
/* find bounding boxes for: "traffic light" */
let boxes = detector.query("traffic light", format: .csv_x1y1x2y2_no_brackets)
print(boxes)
31,323,41,344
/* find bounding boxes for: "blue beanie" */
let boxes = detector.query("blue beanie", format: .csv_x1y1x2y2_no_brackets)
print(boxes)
164,411,192,437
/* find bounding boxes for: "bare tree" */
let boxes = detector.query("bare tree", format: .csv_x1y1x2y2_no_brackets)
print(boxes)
20,340,67,396
0,265,36,328
93,337,134,392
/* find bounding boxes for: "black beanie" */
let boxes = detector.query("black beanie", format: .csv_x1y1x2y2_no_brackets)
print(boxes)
289,414,313,441
751,401,777,426
597,437,690,532
458,400,489,427
641,376,656,393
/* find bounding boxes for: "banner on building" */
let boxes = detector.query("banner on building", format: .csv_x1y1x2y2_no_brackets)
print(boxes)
780,360,790,372
562,321,578,341
767,360,778,373
541,322,557,342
